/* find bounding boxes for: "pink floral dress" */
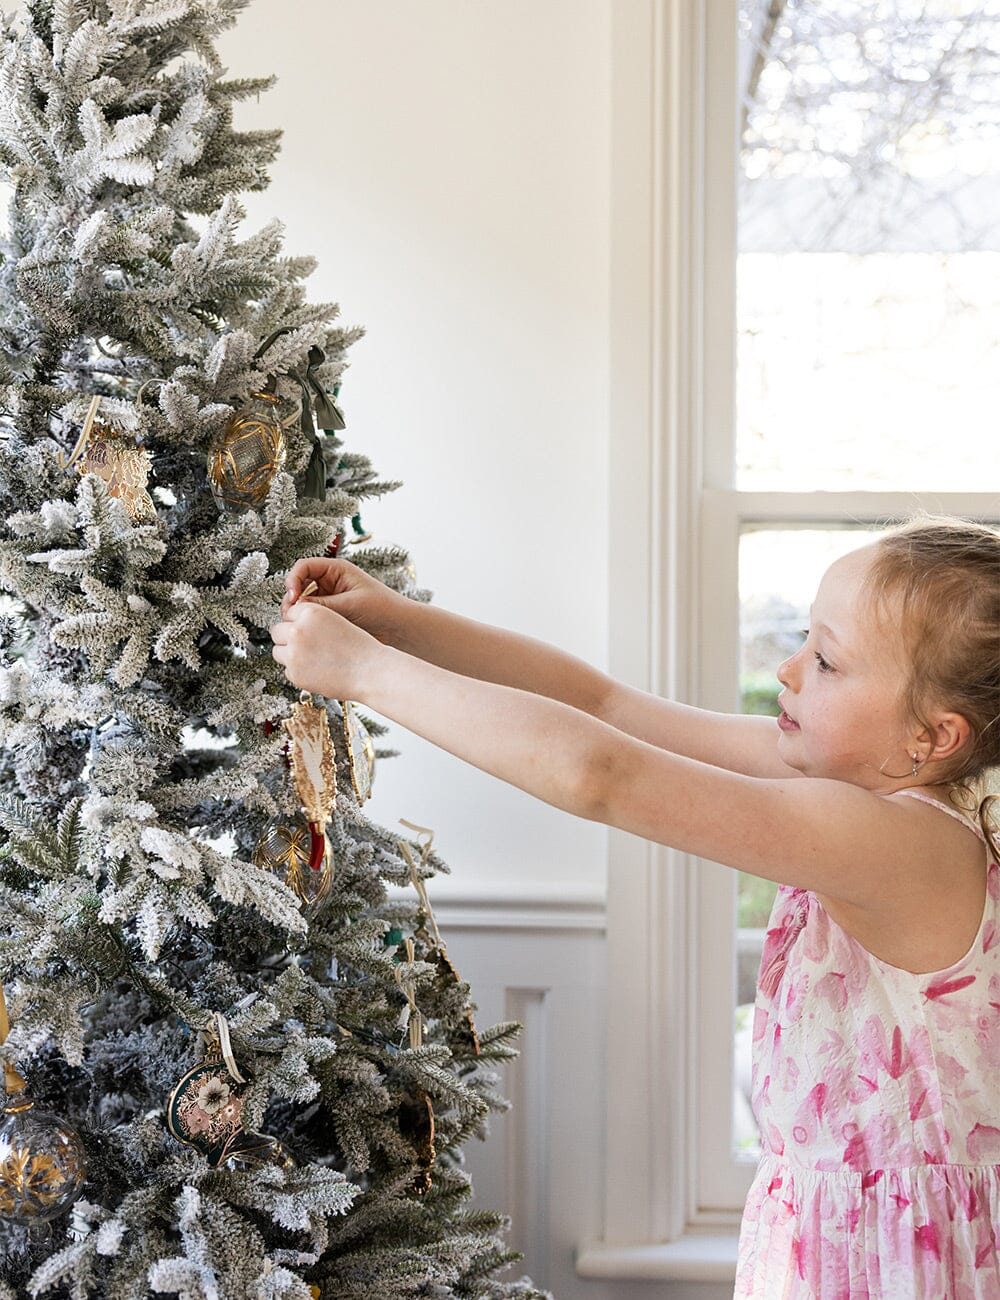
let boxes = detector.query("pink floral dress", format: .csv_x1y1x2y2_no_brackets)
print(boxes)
735,792,1000,1299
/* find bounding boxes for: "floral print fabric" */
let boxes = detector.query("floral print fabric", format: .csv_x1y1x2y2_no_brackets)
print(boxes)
736,797,1000,1298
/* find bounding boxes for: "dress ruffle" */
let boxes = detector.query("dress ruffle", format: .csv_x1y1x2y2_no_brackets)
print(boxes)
737,1155,1000,1299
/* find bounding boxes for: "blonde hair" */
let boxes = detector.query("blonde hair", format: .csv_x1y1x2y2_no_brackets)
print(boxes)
863,514,1000,854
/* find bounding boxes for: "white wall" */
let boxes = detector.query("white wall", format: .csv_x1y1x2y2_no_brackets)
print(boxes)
216,13,738,1297
217,0,612,904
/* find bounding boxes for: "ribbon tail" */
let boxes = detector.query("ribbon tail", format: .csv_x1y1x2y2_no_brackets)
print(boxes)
304,345,346,430
253,327,292,364
308,822,327,873
301,435,328,500
313,388,344,431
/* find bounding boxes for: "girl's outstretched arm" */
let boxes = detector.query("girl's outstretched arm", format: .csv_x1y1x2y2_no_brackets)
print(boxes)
282,558,798,780
270,603,953,913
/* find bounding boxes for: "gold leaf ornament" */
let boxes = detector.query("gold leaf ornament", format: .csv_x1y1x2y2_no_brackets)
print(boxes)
60,394,156,522
397,1088,436,1196
283,693,337,828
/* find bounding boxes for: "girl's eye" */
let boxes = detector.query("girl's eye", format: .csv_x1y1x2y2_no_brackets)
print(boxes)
814,652,834,674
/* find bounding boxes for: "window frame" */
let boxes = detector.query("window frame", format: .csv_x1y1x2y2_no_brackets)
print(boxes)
580,0,1000,1275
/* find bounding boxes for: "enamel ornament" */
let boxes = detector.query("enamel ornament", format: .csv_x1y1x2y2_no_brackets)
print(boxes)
166,1015,282,1168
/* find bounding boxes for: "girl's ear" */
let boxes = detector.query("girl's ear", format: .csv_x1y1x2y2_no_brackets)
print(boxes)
917,712,972,765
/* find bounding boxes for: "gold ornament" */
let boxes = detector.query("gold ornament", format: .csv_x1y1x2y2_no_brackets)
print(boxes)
284,693,337,828
397,1089,436,1196
341,701,375,802
253,813,333,912
393,937,436,1195
207,390,286,511
0,981,86,1224
61,394,155,522
399,824,481,1056
0,1100,88,1223
265,686,337,910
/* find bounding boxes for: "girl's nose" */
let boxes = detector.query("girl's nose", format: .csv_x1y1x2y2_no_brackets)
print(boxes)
776,652,797,689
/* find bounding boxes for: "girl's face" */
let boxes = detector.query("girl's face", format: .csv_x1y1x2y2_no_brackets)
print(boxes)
774,545,916,789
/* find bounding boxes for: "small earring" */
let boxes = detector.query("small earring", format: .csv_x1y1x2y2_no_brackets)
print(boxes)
911,753,922,777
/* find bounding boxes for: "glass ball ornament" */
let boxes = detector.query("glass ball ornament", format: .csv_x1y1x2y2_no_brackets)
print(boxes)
0,1099,87,1224
207,390,287,511
253,813,333,913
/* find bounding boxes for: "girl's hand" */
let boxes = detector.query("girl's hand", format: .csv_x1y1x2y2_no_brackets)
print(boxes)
280,557,410,647
269,599,383,701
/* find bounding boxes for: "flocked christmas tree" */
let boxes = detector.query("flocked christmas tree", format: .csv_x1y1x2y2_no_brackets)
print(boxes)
0,3,547,1296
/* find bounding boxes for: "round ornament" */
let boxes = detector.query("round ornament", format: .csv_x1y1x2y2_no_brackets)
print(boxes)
253,813,333,912
341,701,375,802
207,391,287,511
0,1098,87,1224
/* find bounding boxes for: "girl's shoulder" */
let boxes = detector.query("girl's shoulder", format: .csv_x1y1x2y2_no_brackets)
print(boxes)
887,787,990,846
816,788,994,975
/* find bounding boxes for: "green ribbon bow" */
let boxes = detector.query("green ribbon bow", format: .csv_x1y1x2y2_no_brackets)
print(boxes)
254,330,347,501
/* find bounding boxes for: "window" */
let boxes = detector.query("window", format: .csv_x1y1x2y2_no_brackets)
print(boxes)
584,0,1000,1275
728,0,1000,1180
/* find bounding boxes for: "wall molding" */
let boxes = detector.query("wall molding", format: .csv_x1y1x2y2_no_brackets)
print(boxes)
387,883,606,932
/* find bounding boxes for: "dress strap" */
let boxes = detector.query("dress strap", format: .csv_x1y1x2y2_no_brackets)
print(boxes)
892,789,986,842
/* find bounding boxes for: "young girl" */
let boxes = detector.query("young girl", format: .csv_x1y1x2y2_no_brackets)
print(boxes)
271,515,1000,1298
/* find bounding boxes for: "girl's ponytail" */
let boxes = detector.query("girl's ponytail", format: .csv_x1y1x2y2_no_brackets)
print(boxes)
979,792,1000,865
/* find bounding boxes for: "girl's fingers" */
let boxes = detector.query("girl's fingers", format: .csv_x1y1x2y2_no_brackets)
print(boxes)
285,557,355,600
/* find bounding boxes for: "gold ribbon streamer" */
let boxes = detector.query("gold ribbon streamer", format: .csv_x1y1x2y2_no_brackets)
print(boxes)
394,939,424,1050
397,821,441,950
214,1012,248,1084
396,820,481,1056
200,1012,248,1085
0,979,28,1096
57,394,103,470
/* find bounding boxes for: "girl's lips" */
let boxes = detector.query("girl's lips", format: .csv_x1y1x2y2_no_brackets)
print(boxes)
777,710,800,732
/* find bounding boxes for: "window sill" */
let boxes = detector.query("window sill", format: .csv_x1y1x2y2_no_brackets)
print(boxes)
576,1234,739,1283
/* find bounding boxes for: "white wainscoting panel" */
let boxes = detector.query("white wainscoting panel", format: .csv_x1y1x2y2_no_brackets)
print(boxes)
437,895,736,1300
